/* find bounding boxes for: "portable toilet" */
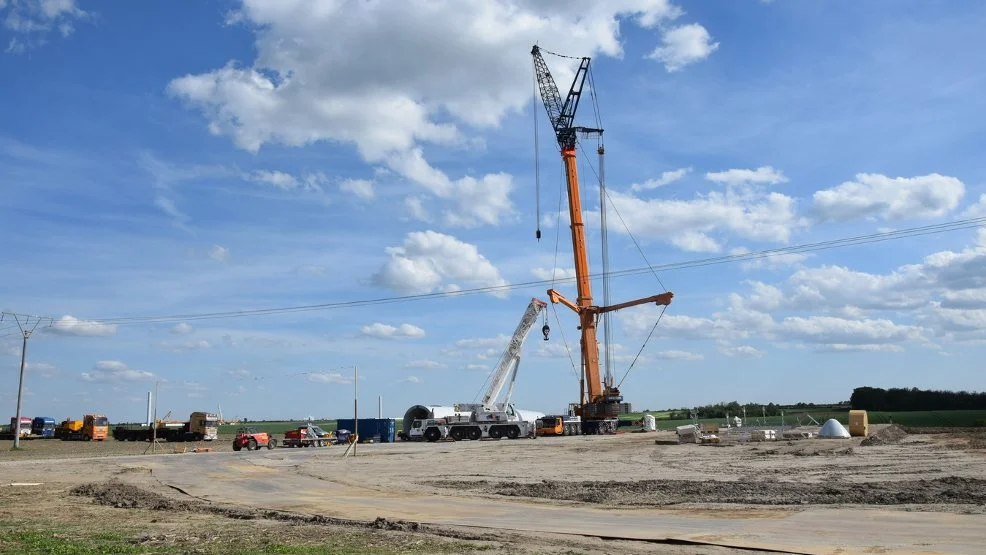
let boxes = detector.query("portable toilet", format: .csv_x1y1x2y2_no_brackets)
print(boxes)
642,414,656,432
848,410,868,437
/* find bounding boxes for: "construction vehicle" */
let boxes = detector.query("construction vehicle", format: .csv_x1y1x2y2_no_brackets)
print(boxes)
0,417,32,440
232,427,275,451
56,414,108,441
531,44,673,434
282,423,332,447
409,298,547,442
112,411,219,442
536,414,583,436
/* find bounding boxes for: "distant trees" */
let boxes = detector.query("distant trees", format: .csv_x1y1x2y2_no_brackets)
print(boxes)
850,386,986,411
665,401,788,420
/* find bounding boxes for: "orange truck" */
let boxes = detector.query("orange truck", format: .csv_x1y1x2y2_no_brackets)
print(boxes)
56,414,109,441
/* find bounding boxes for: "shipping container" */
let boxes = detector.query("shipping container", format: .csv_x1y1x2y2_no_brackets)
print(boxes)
336,418,396,443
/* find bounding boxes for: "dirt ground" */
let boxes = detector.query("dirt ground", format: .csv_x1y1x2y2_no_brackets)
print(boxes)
1,424,985,554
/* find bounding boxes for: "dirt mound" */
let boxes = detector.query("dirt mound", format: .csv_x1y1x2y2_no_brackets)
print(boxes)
861,425,908,446
431,476,986,507
70,481,193,511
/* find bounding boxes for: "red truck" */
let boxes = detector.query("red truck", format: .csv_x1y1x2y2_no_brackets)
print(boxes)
282,423,332,448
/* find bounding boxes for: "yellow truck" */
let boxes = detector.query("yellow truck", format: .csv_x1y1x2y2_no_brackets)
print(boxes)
56,414,109,441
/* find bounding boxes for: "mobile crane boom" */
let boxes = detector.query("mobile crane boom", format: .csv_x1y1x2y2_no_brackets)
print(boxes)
481,297,548,409
531,44,673,433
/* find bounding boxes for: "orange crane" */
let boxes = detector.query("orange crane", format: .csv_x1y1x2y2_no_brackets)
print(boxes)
531,44,673,434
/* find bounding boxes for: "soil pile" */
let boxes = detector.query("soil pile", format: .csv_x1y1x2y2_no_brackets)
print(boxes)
432,476,986,506
861,425,908,446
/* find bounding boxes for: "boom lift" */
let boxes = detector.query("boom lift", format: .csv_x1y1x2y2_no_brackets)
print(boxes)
410,298,548,441
531,44,673,434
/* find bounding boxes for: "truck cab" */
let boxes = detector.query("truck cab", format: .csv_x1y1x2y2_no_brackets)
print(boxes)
31,416,56,438
407,418,447,442
83,414,109,441
188,411,219,441
9,417,32,437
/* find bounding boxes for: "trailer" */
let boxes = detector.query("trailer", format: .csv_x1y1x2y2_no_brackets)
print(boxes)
281,423,332,447
113,411,218,442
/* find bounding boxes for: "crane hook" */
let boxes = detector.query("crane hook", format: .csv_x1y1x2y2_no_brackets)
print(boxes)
542,323,550,341
536,228,541,241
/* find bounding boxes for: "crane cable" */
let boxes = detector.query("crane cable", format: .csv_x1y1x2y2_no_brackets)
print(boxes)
617,304,667,390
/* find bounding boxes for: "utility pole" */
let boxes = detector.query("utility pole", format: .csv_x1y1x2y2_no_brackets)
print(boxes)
4,312,51,450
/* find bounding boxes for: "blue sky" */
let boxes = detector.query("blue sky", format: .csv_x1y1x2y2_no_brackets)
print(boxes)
2,0,985,422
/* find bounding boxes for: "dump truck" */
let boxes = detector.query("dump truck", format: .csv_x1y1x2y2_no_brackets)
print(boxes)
112,411,218,442
56,414,109,441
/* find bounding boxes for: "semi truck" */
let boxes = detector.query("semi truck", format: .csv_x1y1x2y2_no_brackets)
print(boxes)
56,414,109,441
0,417,33,440
31,417,56,438
112,411,218,442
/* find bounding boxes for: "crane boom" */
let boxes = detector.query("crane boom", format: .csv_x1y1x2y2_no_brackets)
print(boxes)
531,44,673,433
481,297,548,408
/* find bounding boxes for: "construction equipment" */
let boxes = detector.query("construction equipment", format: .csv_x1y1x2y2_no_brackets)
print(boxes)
531,44,673,435
282,423,332,447
232,427,275,451
56,414,108,441
536,414,583,436
408,298,547,442
112,411,219,442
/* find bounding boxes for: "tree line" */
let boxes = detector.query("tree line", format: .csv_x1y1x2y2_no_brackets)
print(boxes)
661,401,844,421
850,386,986,411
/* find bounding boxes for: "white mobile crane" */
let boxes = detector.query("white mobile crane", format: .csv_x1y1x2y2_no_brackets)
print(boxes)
409,298,549,442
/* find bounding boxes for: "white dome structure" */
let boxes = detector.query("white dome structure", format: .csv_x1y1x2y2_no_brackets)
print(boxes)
818,418,851,439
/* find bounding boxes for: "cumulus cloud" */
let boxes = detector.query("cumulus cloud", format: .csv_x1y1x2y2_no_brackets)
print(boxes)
360,322,426,340
249,169,327,192
80,360,154,382
595,187,803,253
209,245,230,262
48,315,117,337
813,173,965,222
705,166,788,186
647,23,719,72
167,1,712,227
372,231,508,296
719,345,765,358
156,339,212,352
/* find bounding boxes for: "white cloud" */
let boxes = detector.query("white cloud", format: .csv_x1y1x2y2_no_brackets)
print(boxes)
647,23,719,72
306,372,353,385
455,334,510,350
340,178,375,200
209,245,230,262
405,196,431,222
719,345,765,358
48,315,117,337
372,231,508,296
812,173,965,222
156,339,212,352
630,167,691,191
251,169,298,190
597,187,802,253
170,322,193,335
80,360,154,382
535,343,573,358
2,0,89,53
400,375,422,384
404,359,447,370
960,193,986,218
360,322,426,340
705,166,788,186
167,1,710,227
531,267,577,281
654,350,704,360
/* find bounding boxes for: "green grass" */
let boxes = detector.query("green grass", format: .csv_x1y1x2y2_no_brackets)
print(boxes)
0,528,489,555
218,420,338,435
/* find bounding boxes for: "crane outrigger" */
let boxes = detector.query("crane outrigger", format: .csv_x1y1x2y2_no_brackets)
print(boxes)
531,44,674,434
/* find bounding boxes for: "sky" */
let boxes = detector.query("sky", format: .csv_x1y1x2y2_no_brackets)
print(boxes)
2,0,986,423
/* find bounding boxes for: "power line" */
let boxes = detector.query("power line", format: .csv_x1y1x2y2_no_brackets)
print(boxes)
2,215,984,332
